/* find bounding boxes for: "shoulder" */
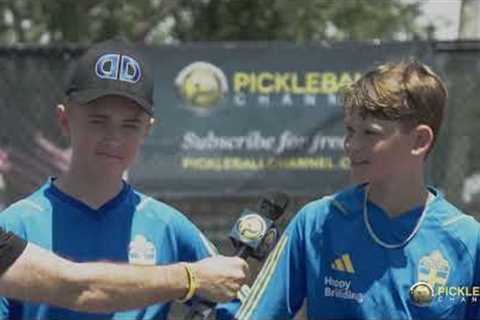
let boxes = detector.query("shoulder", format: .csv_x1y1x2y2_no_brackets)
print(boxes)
1,186,52,221
130,189,194,227
427,190,480,255
129,190,215,256
0,186,52,238
297,184,365,222
293,184,365,231
427,190,479,234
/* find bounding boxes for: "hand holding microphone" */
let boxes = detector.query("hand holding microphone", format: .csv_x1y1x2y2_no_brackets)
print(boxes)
191,256,249,302
184,191,289,320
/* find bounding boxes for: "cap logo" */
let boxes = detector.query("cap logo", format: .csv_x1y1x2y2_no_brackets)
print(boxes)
95,53,142,84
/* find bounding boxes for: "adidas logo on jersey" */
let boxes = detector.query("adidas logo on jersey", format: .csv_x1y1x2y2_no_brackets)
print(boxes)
325,254,363,303
331,254,355,274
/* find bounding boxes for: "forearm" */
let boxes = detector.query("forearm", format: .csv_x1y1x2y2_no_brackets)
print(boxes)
65,260,188,312
0,243,188,312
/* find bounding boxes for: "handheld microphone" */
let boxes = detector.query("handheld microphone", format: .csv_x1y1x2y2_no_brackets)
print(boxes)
230,191,289,260
184,191,289,320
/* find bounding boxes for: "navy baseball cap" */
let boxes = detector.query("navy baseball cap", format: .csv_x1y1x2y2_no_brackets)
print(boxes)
65,38,154,116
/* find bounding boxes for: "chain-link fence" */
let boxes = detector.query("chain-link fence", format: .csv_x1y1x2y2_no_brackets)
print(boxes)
0,41,479,318
429,41,480,217
0,46,81,204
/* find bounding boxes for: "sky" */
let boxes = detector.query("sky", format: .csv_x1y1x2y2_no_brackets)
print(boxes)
416,0,462,40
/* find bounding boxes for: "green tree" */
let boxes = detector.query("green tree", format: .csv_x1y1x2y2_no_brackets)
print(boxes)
172,0,425,42
0,0,426,45
0,0,178,44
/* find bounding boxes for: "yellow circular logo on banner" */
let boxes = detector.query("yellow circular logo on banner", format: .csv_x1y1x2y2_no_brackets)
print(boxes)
175,61,228,113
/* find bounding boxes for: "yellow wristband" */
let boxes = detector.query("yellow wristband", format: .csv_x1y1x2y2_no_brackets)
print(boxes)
177,263,197,303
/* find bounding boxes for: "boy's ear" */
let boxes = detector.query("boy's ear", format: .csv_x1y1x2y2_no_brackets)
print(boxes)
144,117,155,137
411,124,434,156
56,104,70,138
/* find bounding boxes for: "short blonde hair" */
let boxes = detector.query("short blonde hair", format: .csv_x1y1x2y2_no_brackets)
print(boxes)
342,60,448,148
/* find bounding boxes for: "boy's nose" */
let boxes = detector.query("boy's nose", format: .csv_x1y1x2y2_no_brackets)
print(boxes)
102,126,122,146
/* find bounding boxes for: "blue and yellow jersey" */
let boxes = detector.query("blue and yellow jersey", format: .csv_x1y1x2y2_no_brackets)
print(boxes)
0,178,216,320
235,184,480,320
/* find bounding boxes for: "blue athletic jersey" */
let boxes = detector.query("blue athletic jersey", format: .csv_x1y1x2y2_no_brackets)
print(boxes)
236,184,480,320
0,178,216,320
